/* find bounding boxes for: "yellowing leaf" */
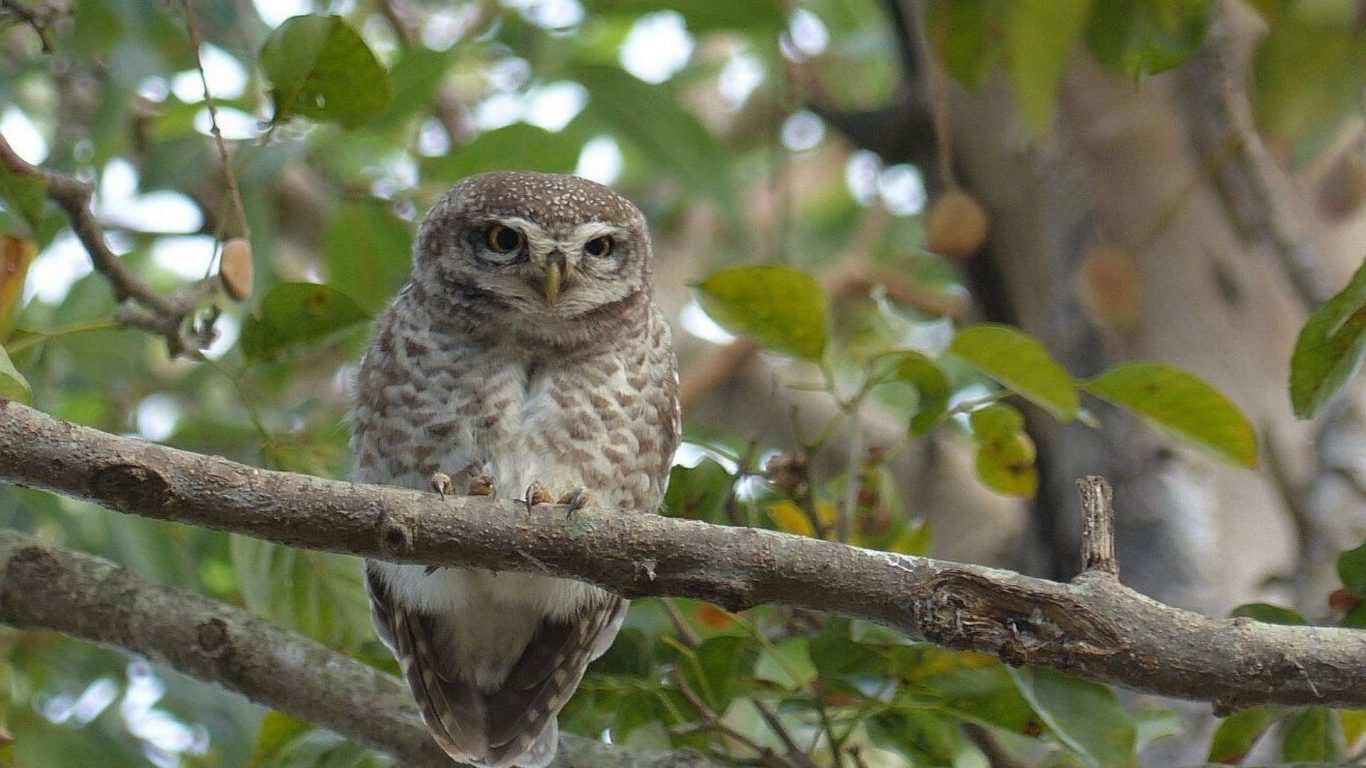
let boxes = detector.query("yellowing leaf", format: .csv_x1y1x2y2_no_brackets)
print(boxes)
766,499,836,538
1084,362,1258,468
951,323,1079,421
696,265,828,361
0,235,36,340
970,404,1038,497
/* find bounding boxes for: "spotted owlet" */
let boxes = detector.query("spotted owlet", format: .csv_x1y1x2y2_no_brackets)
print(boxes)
349,172,680,767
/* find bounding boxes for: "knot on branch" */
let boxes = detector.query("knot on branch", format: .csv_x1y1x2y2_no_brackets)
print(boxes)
92,462,171,511
196,617,231,658
378,508,417,556
914,570,1125,664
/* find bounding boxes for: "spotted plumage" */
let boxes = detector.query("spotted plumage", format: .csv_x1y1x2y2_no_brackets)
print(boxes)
350,172,680,767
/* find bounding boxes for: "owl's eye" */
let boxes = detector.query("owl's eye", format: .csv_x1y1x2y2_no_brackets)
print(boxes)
584,236,614,258
486,224,524,254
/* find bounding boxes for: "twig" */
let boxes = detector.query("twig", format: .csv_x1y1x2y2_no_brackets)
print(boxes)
1,401,1365,711
752,698,819,768
1076,476,1119,577
0,132,216,355
674,672,800,768
176,0,249,242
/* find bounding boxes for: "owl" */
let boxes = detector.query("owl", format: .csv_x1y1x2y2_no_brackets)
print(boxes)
349,171,680,767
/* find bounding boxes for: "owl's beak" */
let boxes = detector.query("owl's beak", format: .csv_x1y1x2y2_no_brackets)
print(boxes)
542,250,566,305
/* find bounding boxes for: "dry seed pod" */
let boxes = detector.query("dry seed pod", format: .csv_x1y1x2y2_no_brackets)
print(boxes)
1077,244,1141,333
219,237,254,302
926,189,989,258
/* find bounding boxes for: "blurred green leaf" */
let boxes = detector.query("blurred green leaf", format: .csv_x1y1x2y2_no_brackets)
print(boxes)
1084,362,1258,468
970,403,1038,497
753,637,817,690
663,458,732,521
1290,259,1366,419
260,14,391,128
581,0,782,33
251,710,312,767
1085,0,1214,79
1133,706,1183,752
951,323,1079,421
1229,602,1306,626
230,536,371,649
1337,541,1366,597
571,63,737,214
0,165,46,234
425,123,581,180
881,350,951,435
374,46,455,126
696,265,828,361
1007,0,1091,133
924,0,1007,87
679,634,758,711
325,202,413,314
0,346,30,403
1208,707,1279,763
1009,666,1136,768
240,282,370,362
1282,706,1345,762
1254,1,1366,162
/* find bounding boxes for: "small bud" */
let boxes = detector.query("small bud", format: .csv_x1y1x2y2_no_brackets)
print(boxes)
429,471,454,497
1077,244,1142,333
219,237,254,302
926,189,988,259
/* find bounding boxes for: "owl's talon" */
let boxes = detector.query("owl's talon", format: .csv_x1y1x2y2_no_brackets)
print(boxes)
558,487,590,516
429,472,455,497
467,474,495,496
524,482,553,513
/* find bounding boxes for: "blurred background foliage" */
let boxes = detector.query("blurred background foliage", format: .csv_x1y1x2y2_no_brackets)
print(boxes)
0,0,1363,766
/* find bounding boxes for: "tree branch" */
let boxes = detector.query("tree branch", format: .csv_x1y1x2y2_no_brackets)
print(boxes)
0,528,717,768
0,132,217,356
0,400,1363,714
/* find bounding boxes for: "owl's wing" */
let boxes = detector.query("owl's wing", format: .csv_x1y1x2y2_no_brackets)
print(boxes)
482,595,627,766
366,564,489,763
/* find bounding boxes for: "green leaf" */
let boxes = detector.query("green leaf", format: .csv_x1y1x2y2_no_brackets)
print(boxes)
1085,0,1214,79
1230,602,1307,626
950,323,1079,421
753,637,817,690
1084,362,1258,468
1337,541,1366,598
924,0,1007,87
260,14,391,128
0,164,46,234
1290,259,1366,419
1007,0,1091,133
570,63,738,216
240,282,370,362
230,535,371,649
251,710,312,766
695,265,828,361
1133,707,1183,752
679,635,759,711
1282,707,1345,762
1009,666,1136,768
1254,2,1366,162
0,346,30,403
970,403,1038,497
879,350,951,435
324,201,413,314
1208,707,1279,763
424,123,581,180
663,458,732,521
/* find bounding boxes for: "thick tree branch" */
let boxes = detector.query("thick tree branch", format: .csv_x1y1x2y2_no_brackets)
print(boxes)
0,132,216,356
0,528,716,768
0,400,1364,714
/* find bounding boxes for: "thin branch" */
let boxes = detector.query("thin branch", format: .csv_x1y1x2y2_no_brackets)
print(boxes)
0,133,216,355
0,400,1364,713
0,529,717,768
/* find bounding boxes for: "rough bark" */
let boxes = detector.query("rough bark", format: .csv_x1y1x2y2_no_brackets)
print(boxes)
0,400,1362,715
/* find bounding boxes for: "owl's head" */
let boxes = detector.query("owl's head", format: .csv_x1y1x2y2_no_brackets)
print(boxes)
412,172,653,344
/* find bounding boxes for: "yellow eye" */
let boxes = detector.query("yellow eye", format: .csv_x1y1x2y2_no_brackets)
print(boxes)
584,236,614,258
486,224,524,253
